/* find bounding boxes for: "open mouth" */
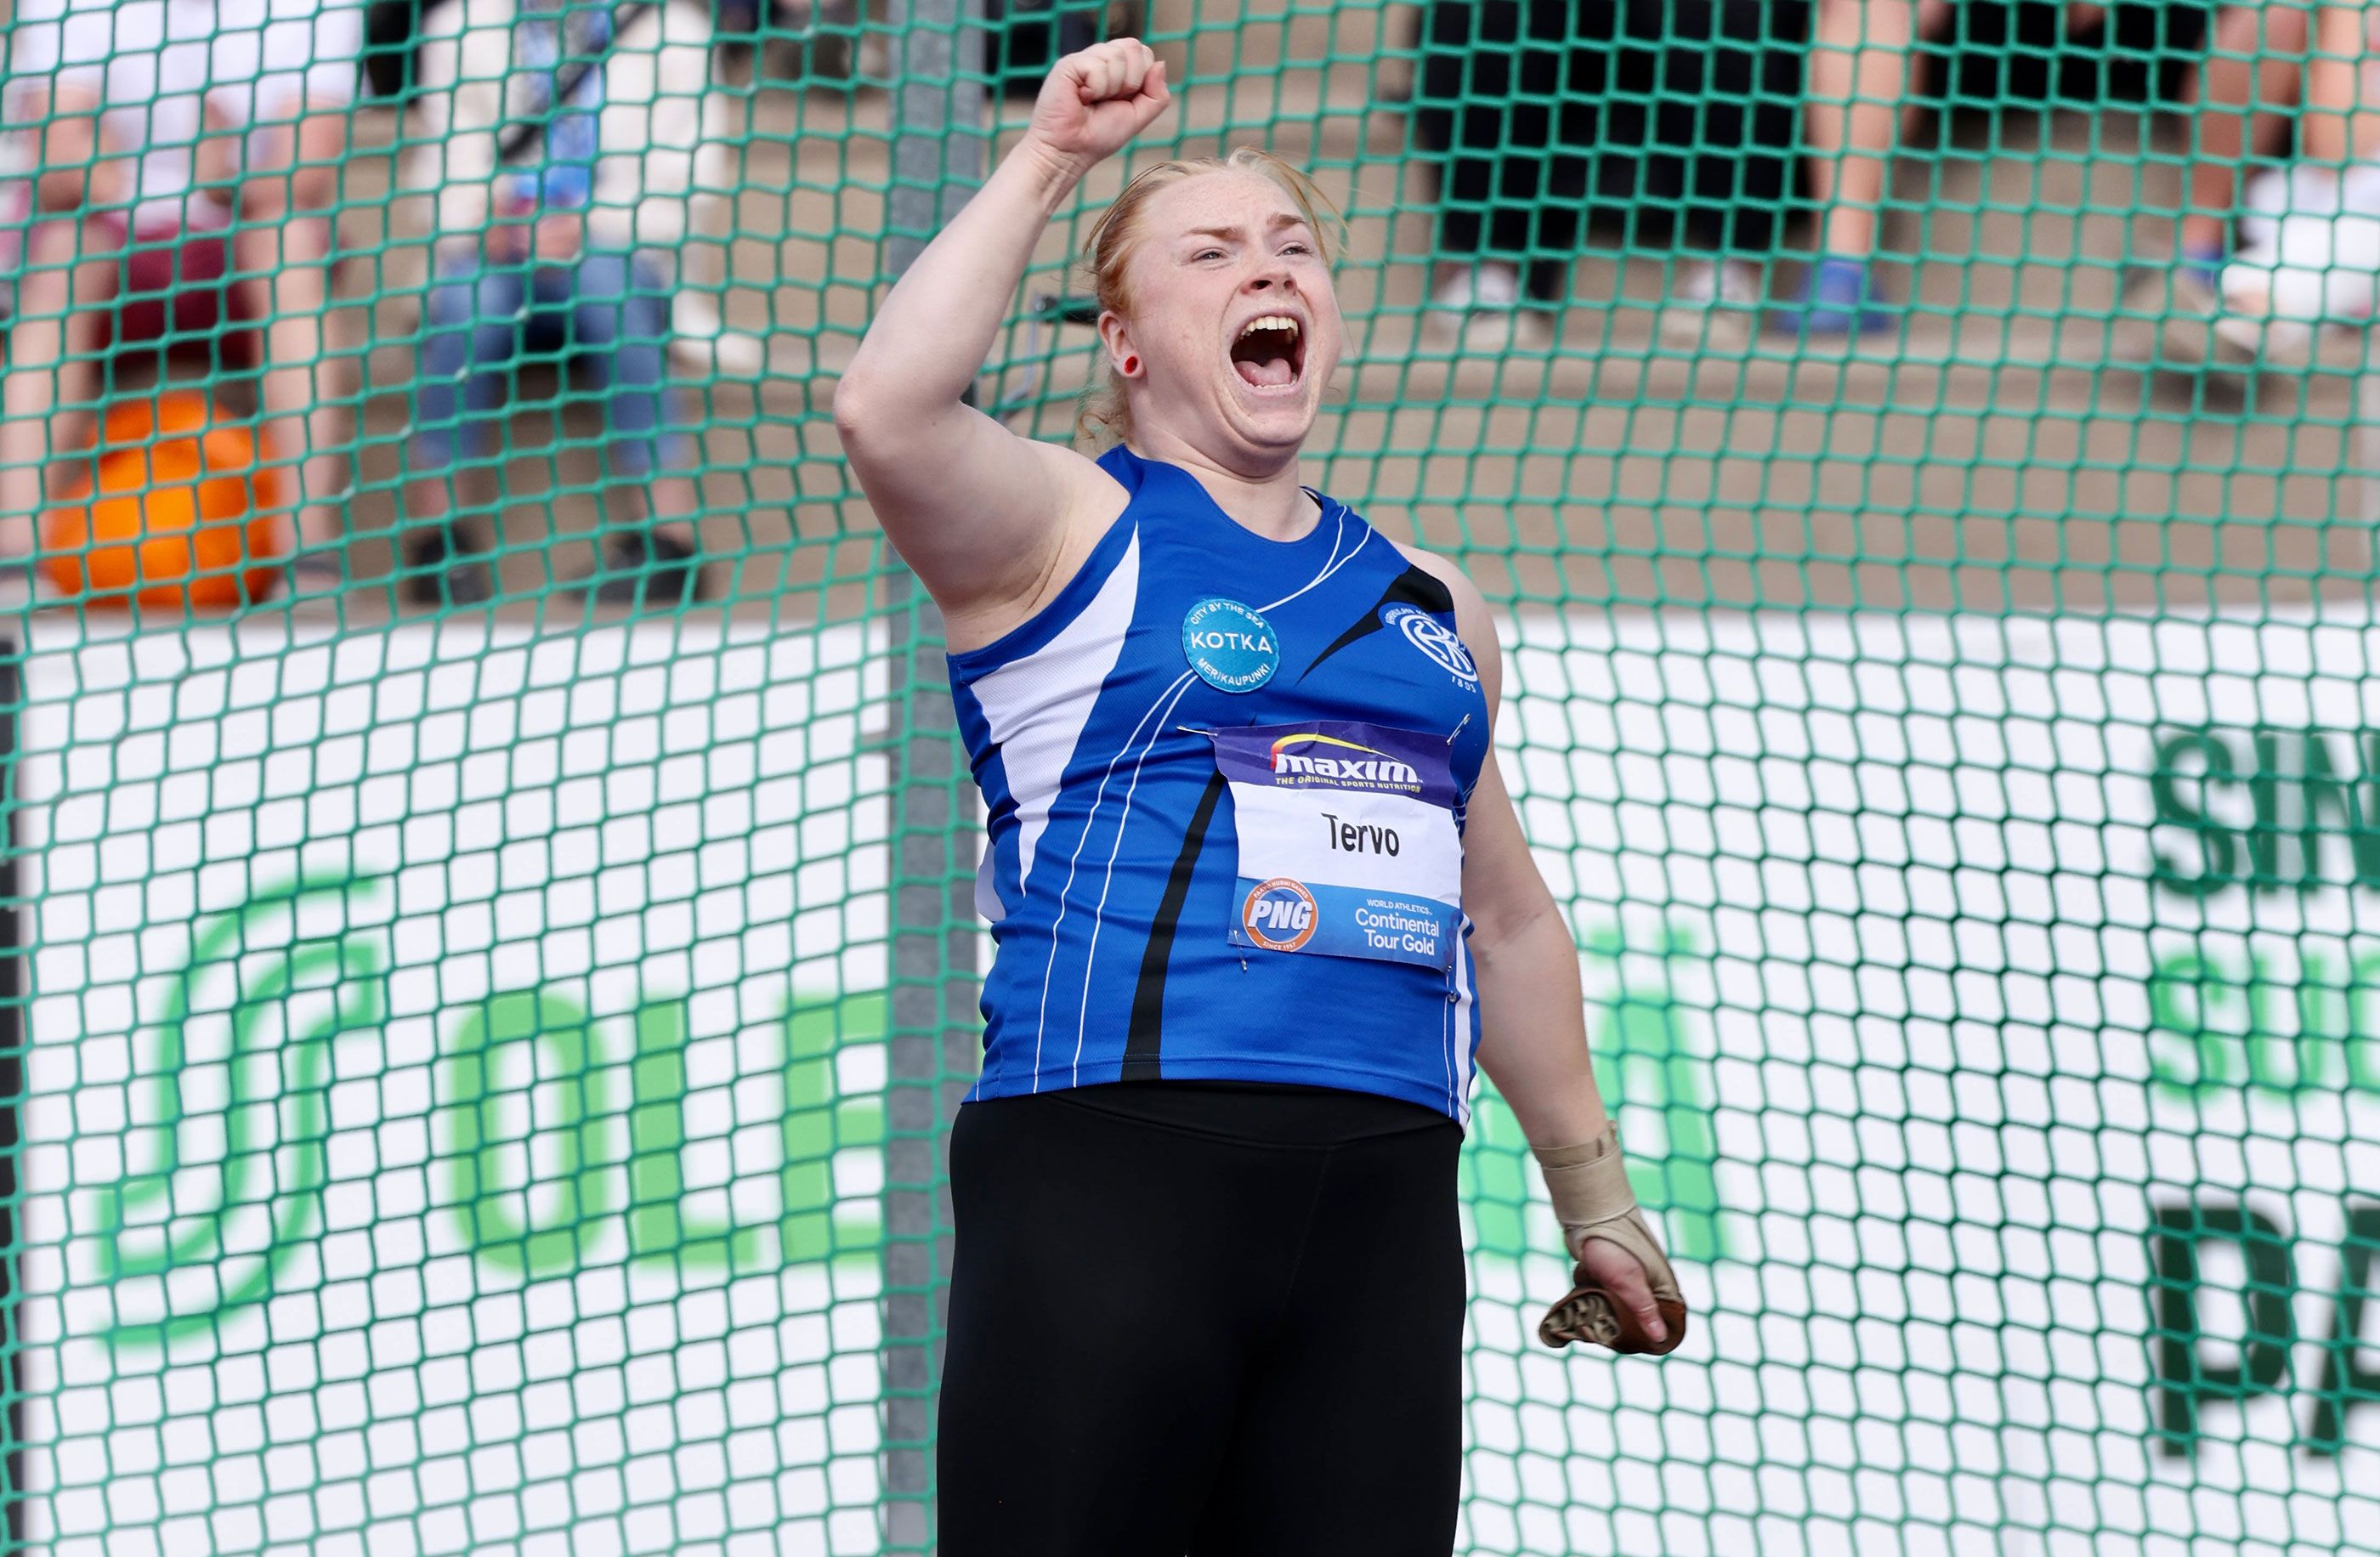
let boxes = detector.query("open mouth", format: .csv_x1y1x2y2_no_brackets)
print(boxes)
1230,314,1306,391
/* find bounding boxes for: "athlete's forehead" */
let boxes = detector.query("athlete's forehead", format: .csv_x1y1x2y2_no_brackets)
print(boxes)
1138,171,1313,248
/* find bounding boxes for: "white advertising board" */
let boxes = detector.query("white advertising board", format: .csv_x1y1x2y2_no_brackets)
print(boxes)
5,608,2375,1557
11,622,895,1557
1469,608,2380,1557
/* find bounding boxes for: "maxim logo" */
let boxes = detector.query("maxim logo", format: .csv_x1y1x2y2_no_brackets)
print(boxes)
1270,732,1420,790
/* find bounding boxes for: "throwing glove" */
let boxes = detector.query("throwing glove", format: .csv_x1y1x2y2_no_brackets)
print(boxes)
1533,1122,1689,1356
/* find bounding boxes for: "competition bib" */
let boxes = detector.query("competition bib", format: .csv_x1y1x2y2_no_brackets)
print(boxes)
1210,722,1464,971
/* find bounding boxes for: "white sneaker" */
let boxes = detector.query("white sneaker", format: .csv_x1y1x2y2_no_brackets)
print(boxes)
1659,258,1761,348
2138,263,2255,370
2211,311,2315,369
1461,303,1555,354
1423,265,1487,343
1426,263,1535,349
2208,252,2338,371
1464,263,1522,311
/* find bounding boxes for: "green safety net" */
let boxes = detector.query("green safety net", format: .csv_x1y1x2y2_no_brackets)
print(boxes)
0,1,2376,1554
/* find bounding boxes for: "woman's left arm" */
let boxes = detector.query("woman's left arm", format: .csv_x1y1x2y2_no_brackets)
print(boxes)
1461,739,1608,1146
1424,552,1683,1352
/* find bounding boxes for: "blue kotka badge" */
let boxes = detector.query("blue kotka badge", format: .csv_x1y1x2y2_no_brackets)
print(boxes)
1181,599,1280,693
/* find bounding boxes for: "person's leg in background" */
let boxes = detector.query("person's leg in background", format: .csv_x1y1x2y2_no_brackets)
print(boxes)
1417,0,1527,345
2124,2,2308,364
1659,0,1802,348
2180,4,2309,272
2202,1,2380,364
1420,0,1581,349
1446,0,1574,348
2299,0,2378,167
232,95,355,588
558,249,707,609
1780,0,1953,337
1509,0,1602,327
0,81,128,564
403,252,525,608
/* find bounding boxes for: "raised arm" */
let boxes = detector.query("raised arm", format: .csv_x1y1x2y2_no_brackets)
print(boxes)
833,41,1168,645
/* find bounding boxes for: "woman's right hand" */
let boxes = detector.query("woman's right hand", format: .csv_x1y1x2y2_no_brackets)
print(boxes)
1023,38,1170,182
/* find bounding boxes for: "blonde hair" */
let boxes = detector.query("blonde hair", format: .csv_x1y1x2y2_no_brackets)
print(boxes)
1074,148,1346,450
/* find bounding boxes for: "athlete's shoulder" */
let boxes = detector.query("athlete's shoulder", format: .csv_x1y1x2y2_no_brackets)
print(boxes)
1092,441,1142,492
1389,542,1502,705
1380,542,1486,628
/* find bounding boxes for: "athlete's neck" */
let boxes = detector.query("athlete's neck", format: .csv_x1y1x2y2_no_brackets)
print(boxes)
1134,439,1318,542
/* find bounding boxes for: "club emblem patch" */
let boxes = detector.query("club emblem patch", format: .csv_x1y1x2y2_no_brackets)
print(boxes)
1182,598,1280,694
1381,604,1478,686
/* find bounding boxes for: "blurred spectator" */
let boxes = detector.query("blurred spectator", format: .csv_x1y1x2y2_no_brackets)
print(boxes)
0,0,362,586
2150,0,2380,366
1646,0,1807,348
2117,2,2307,365
1666,0,2113,343
1418,0,2241,351
1411,0,1592,351
369,0,803,92
984,1,1110,97
400,0,733,610
363,0,432,95
1404,0,1878,353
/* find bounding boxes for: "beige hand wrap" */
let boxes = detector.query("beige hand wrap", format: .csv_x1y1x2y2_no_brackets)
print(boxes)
1533,1122,1688,1356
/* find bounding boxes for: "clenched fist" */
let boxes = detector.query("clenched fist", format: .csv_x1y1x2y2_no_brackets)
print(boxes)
1023,38,1170,181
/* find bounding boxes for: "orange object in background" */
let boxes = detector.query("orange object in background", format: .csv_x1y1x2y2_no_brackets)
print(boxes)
41,391,290,611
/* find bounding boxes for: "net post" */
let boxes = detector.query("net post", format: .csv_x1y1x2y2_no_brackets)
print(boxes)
0,636,21,1556
881,6,984,1553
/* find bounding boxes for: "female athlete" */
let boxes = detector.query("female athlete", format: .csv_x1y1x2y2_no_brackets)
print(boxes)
835,38,1688,1555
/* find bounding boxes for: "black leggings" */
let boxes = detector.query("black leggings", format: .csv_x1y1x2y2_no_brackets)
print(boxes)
937,1084,1466,1556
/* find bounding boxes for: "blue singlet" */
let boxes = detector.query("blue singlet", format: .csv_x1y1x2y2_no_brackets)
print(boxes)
948,446,1496,1122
